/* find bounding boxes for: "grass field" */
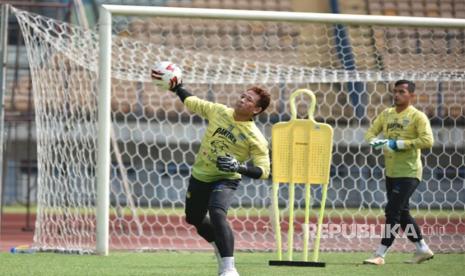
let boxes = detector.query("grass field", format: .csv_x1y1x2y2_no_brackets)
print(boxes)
1,251,463,276
3,205,463,275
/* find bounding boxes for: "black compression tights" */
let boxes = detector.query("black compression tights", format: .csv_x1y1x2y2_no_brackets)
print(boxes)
186,206,234,257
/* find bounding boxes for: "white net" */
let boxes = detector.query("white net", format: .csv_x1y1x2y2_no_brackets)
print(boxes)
12,7,465,254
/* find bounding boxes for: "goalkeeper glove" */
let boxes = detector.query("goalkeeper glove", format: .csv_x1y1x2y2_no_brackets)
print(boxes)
216,155,245,173
384,139,399,152
384,139,406,152
369,139,389,150
169,81,183,93
370,139,403,152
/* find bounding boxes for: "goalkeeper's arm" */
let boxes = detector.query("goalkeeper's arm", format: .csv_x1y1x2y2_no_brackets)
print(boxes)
237,165,263,179
216,155,263,179
170,84,192,102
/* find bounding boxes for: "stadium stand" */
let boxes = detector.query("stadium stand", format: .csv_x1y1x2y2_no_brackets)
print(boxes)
3,0,463,132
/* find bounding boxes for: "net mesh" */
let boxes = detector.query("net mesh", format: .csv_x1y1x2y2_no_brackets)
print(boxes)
12,7,465,253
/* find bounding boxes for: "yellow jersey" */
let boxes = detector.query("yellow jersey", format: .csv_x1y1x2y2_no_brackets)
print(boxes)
365,105,434,180
184,96,270,183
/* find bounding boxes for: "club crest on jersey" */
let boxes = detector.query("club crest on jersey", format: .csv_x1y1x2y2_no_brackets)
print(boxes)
402,118,410,126
212,127,237,143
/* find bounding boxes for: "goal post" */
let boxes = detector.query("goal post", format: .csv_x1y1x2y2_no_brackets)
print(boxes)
97,6,112,256
10,4,465,255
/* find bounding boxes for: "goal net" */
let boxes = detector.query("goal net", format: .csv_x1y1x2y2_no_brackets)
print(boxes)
12,6,464,254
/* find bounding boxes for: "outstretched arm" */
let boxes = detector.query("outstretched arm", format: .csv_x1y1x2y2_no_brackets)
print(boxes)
170,84,192,103
152,67,225,119
169,83,222,119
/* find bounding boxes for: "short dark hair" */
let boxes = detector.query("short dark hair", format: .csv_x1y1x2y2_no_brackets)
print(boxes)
248,86,271,115
394,80,415,93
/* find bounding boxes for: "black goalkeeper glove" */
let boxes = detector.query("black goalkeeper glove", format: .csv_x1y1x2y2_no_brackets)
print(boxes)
216,155,264,179
169,82,183,93
216,155,245,173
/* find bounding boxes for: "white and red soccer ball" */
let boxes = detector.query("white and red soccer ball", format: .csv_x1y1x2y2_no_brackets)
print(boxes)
151,61,182,90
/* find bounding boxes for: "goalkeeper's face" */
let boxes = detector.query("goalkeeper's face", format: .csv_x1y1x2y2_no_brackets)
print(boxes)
393,83,414,107
234,90,262,118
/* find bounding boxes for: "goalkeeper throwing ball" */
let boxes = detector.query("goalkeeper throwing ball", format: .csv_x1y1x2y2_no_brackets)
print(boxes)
363,80,434,265
152,68,270,276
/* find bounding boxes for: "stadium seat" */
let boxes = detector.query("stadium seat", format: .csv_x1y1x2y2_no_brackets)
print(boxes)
5,78,32,112
236,0,249,10
264,1,278,11
249,0,263,11
339,0,367,14
192,0,207,8
278,0,292,11
426,3,440,17
221,0,236,9
205,0,220,8
383,2,397,16
368,1,383,15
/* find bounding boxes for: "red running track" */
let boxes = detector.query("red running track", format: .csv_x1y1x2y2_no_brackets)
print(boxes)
1,213,464,253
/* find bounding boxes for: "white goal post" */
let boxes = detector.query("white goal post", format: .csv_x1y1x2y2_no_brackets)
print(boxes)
10,4,465,256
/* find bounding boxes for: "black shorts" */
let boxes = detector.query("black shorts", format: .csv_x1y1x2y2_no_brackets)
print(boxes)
385,176,420,213
185,176,240,214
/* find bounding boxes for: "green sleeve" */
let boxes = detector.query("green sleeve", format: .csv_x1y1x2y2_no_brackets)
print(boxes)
184,96,223,119
365,110,385,142
251,139,270,179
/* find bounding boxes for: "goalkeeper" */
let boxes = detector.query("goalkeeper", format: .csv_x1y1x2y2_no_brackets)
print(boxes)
153,74,271,276
363,80,434,265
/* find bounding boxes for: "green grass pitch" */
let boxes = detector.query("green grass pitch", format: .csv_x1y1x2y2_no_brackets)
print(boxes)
1,251,463,276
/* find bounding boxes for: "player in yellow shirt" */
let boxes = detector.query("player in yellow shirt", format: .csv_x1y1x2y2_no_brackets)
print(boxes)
152,71,271,276
363,80,434,265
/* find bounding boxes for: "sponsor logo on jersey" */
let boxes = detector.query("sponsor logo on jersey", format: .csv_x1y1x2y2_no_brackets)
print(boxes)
212,127,237,143
387,121,404,131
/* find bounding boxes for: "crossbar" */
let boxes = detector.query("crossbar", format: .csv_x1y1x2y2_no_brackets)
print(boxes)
102,5,465,28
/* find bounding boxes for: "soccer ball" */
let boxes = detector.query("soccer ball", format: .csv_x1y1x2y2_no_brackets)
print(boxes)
151,61,182,90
